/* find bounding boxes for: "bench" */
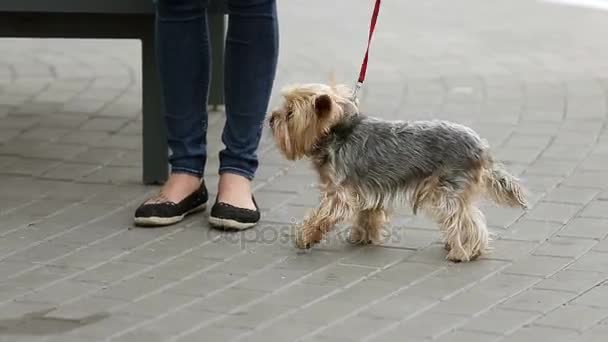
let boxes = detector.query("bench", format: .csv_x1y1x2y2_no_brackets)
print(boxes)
0,0,227,184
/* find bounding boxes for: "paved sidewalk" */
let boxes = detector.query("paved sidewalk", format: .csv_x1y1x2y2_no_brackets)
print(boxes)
1,0,608,341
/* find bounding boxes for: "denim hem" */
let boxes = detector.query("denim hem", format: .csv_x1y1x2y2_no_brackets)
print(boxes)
171,167,204,178
218,166,254,181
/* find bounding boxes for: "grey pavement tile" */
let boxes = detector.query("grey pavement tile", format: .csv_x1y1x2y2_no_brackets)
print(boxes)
215,302,294,330
67,313,149,339
36,113,90,129
542,144,591,162
175,325,251,342
339,246,414,268
261,283,336,308
187,286,267,314
369,311,469,340
535,269,607,293
500,288,575,313
301,264,376,288
500,325,579,342
569,251,608,273
525,201,582,224
311,313,399,341
544,186,599,205
8,264,79,289
559,217,608,239
534,304,608,331
593,238,608,253
495,147,542,164
119,292,197,317
579,324,608,342
520,174,562,194
0,128,21,143
45,296,123,320
92,134,140,150
525,160,577,177
533,237,597,259
381,227,440,250
481,239,539,261
59,130,112,146
167,271,247,297
579,200,608,219
129,309,217,335
0,115,39,129
20,127,70,141
81,165,140,184
460,308,539,335
499,219,562,242
62,99,107,114
40,162,100,181
80,118,127,132
434,330,501,342
20,280,103,304
0,157,60,177
503,255,572,277
563,171,608,188
571,284,608,308
69,147,123,165
503,133,552,149
72,261,149,284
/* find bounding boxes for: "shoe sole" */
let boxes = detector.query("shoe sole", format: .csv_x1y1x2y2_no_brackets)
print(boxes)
134,203,207,227
208,216,257,230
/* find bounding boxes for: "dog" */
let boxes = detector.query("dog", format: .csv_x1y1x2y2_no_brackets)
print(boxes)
267,83,528,262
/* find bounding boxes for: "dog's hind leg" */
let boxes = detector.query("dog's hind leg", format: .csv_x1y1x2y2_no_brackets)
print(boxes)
350,208,390,245
412,175,489,262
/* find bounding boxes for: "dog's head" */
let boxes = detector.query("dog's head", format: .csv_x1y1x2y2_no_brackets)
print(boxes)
267,83,359,160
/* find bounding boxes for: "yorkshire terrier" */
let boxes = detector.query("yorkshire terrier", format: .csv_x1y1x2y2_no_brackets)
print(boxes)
267,83,528,262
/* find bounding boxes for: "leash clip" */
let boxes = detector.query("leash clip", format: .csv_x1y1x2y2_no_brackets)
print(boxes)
351,81,363,101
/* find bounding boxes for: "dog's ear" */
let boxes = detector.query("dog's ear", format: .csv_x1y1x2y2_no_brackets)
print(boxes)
314,94,332,116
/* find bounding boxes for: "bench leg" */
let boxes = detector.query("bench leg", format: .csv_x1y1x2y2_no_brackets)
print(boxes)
142,24,169,185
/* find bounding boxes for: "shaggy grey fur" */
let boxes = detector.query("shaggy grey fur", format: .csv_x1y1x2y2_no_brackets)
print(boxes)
311,113,493,210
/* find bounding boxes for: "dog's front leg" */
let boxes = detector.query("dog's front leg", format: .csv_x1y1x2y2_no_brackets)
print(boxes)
295,190,353,249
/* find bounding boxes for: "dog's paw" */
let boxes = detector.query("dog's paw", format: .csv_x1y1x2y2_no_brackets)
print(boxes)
295,227,321,249
348,228,369,245
446,247,481,263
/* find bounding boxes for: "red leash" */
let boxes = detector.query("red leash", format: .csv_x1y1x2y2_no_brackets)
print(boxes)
352,0,382,100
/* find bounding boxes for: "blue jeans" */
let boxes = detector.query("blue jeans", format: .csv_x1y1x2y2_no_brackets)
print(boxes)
155,0,278,180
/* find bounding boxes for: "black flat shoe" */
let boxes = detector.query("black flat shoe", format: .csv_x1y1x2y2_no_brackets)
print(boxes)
134,183,208,227
209,196,260,230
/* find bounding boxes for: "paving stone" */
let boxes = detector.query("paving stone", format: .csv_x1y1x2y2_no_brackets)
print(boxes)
369,311,469,341
579,200,608,219
559,217,608,240
534,304,608,331
499,219,562,242
434,330,501,342
525,202,582,224
535,269,607,293
544,186,599,205
301,264,376,288
533,237,597,258
500,288,575,313
503,255,572,277
571,284,608,308
500,325,579,342
568,251,608,273
120,292,197,317
460,308,539,335
310,313,398,341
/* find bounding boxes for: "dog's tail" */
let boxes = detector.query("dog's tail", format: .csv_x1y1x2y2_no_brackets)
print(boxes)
483,162,528,209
